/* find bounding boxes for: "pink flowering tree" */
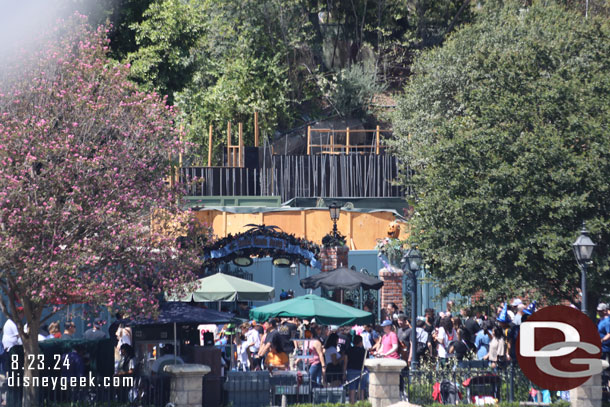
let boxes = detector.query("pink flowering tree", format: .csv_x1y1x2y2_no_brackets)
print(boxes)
0,16,206,404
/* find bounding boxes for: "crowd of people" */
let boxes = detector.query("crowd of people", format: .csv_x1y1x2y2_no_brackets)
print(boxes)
225,299,550,403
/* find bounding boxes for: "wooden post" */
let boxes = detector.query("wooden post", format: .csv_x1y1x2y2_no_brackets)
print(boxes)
346,127,350,155
307,126,311,155
330,134,334,154
376,125,380,155
301,210,307,239
254,111,259,147
178,131,183,168
227,121,232,166
168,152,173,188
177,133,182,186
208,125,213,167
238,122,243,167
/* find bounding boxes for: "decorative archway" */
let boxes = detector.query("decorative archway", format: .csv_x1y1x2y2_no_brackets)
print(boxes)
202,224,321,270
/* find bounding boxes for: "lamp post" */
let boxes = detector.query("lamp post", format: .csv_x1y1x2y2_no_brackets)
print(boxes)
573,221,596,315
402,246,422,370
328,201,341,238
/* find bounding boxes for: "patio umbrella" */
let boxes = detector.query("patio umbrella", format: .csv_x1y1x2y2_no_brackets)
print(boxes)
299,267,384,290
165,273,275,302
249,294,373,326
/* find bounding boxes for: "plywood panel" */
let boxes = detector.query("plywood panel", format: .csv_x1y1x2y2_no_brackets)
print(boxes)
192,209,408,250
260,212,304,237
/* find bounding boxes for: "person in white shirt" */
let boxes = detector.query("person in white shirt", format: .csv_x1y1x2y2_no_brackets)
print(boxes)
235,334,250,371
435,317,457,360
244,323,260,354
2,308,24,352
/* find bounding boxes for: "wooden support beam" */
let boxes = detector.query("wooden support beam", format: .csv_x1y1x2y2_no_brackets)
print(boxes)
227,121,232,166
330,134,334,154
254,111,259,147
307,126,311,155
208,124,213,167
238,122,243,167
346,127,350,155
376,125,380,155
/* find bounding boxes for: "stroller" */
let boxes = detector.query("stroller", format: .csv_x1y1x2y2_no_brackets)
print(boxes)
432,380,462,404
462,374,501,405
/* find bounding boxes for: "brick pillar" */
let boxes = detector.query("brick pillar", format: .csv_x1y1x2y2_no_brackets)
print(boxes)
164,364,211,407
380,267,403,315
319,246,349,272
569,371,603,407
365,358,406,407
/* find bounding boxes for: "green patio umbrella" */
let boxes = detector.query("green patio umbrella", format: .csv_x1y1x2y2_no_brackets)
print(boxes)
249,294,373,326
166,273,275,302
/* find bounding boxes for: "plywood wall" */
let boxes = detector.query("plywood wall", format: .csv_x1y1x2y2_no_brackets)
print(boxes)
192,209,409,250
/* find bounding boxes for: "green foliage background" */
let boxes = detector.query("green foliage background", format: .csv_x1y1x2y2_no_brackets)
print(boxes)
390,0,610,311
81,0,479,163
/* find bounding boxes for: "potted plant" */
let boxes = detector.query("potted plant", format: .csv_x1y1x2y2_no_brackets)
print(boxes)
375,237,405,267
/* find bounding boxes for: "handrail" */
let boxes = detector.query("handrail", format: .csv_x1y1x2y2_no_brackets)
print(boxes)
306,126,391,155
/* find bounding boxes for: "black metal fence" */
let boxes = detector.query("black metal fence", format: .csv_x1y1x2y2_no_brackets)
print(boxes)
181,154,409,201
222,370,361,407
4,375,171,407
403,364,534,405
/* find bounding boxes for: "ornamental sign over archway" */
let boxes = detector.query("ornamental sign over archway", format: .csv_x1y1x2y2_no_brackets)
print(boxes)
202,224,321,269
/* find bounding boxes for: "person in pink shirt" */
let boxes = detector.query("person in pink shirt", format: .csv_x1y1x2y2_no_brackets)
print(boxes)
374,320,400,359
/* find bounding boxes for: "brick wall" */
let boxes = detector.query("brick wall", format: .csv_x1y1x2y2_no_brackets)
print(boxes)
380,269,403,313
319,246,349,272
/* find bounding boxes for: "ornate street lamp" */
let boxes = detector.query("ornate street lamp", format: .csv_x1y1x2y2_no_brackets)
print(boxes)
402,246,422,370
328,201,341,238
573,221,596,315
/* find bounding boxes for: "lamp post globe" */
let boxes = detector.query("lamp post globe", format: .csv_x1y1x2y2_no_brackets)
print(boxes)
328,201,341,237
402,246,422,370
573,222,596,315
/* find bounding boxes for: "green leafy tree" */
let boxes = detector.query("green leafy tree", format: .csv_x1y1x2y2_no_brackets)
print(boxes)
391,0,610,313
173,0,301,163
127,0,205,103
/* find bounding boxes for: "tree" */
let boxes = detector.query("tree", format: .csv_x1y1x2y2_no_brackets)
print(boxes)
127,0,206,104
391,0,610,312
0,16,206,404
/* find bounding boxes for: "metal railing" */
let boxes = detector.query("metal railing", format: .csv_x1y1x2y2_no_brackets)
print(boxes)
223,369,365,407
306,126,391,155
4,375,171,407
403,363,533,405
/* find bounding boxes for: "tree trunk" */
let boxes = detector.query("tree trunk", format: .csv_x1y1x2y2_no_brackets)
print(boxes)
21,312,41,407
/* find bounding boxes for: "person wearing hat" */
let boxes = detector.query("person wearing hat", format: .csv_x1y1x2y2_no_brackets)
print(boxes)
597,303,610,365
373,320,399,359
507,301,536,364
